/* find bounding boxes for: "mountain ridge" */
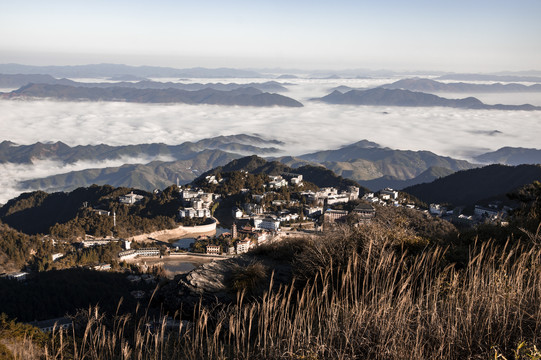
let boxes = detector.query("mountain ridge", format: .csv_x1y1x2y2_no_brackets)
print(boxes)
402,164,541,206
0,74,288,92
380,78,541,93
0,63,264,78
2,83,303,107
474,147,541,165
0,134,283,165
313,88,541,110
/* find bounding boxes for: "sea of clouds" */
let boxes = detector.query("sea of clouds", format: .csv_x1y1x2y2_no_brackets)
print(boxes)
1,77,540,203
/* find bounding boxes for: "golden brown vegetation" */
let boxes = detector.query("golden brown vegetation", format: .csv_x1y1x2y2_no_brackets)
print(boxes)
23,221,540,360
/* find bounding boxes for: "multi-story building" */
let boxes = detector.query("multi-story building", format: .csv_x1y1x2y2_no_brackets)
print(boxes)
326,194,350,205
119,192,144,205
268,175,288,189
380,188,399,200
179,207,211,218
323,209,348,223
206,245,221,255
253,216,280,231
236,239,251,254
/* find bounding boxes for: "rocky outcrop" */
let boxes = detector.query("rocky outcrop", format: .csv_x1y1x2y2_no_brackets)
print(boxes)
158,255,293,317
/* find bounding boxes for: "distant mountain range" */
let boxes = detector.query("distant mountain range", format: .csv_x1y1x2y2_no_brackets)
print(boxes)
402,164,541,207
437,74,541,83
12,135,284,193
357,166,456,191
20,150,239,193
313,88,541,110
4,135,541,198
0,134,283,165
21,154,365,196
285,140,478,190
474,147,541,165
380,78,541,93
0,74,288,92
0,63,264,78
2,83,303,107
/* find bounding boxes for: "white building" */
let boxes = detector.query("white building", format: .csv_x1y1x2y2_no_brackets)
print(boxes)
52,253,64,261
244,203,264,215
30,317,72,333
283,173,303,186
363,192,374,199
326,194,350,205
429,204,444,216
255,232,269,245
232,207,244,219
346,186,360,200
268,176,288,189
119,248,160,260
179,207,211,218
135,248,160,257
180,188,204,202
119,192,144,205
205,175,219,184
474,205,500,218
380,188,399,200
6,272,29,281
306,187,340,204
118,250,137,260
304,206,323,217
206,245,221,255
253,216,281,231
82,238,113,247
236,239,251,254
93,263,111,271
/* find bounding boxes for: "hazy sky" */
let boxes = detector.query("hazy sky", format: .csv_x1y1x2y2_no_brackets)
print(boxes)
1,0,540,72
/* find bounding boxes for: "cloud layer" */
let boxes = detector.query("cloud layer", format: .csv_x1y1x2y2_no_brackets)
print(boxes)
1,77,540,203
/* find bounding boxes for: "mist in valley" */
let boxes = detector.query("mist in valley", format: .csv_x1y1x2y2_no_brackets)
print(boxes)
1,77,540,203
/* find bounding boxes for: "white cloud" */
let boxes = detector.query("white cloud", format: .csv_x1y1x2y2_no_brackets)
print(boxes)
0,155,175,204
1,77,541,203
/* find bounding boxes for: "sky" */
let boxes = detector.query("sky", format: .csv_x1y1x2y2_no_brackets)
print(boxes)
1,0,540,72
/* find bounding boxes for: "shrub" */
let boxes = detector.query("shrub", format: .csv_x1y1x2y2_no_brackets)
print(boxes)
228,261,267,296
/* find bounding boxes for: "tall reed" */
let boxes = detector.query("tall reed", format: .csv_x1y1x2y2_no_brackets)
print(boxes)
43,234,541,359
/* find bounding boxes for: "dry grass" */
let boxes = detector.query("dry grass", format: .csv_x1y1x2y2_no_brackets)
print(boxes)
39,225,541,359
229,261,268,296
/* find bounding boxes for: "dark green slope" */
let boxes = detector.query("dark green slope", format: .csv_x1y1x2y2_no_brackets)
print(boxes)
402,164,541,206
198,155,363,191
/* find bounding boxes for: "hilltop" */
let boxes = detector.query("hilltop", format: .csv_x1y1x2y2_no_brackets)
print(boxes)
402,164,541,206
3,83,303,107
0,134,281,165
380,77,541,93
0,184,181,236
313,88,541,110
474,147,541,165
197,155,363,191
293,140,477,190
